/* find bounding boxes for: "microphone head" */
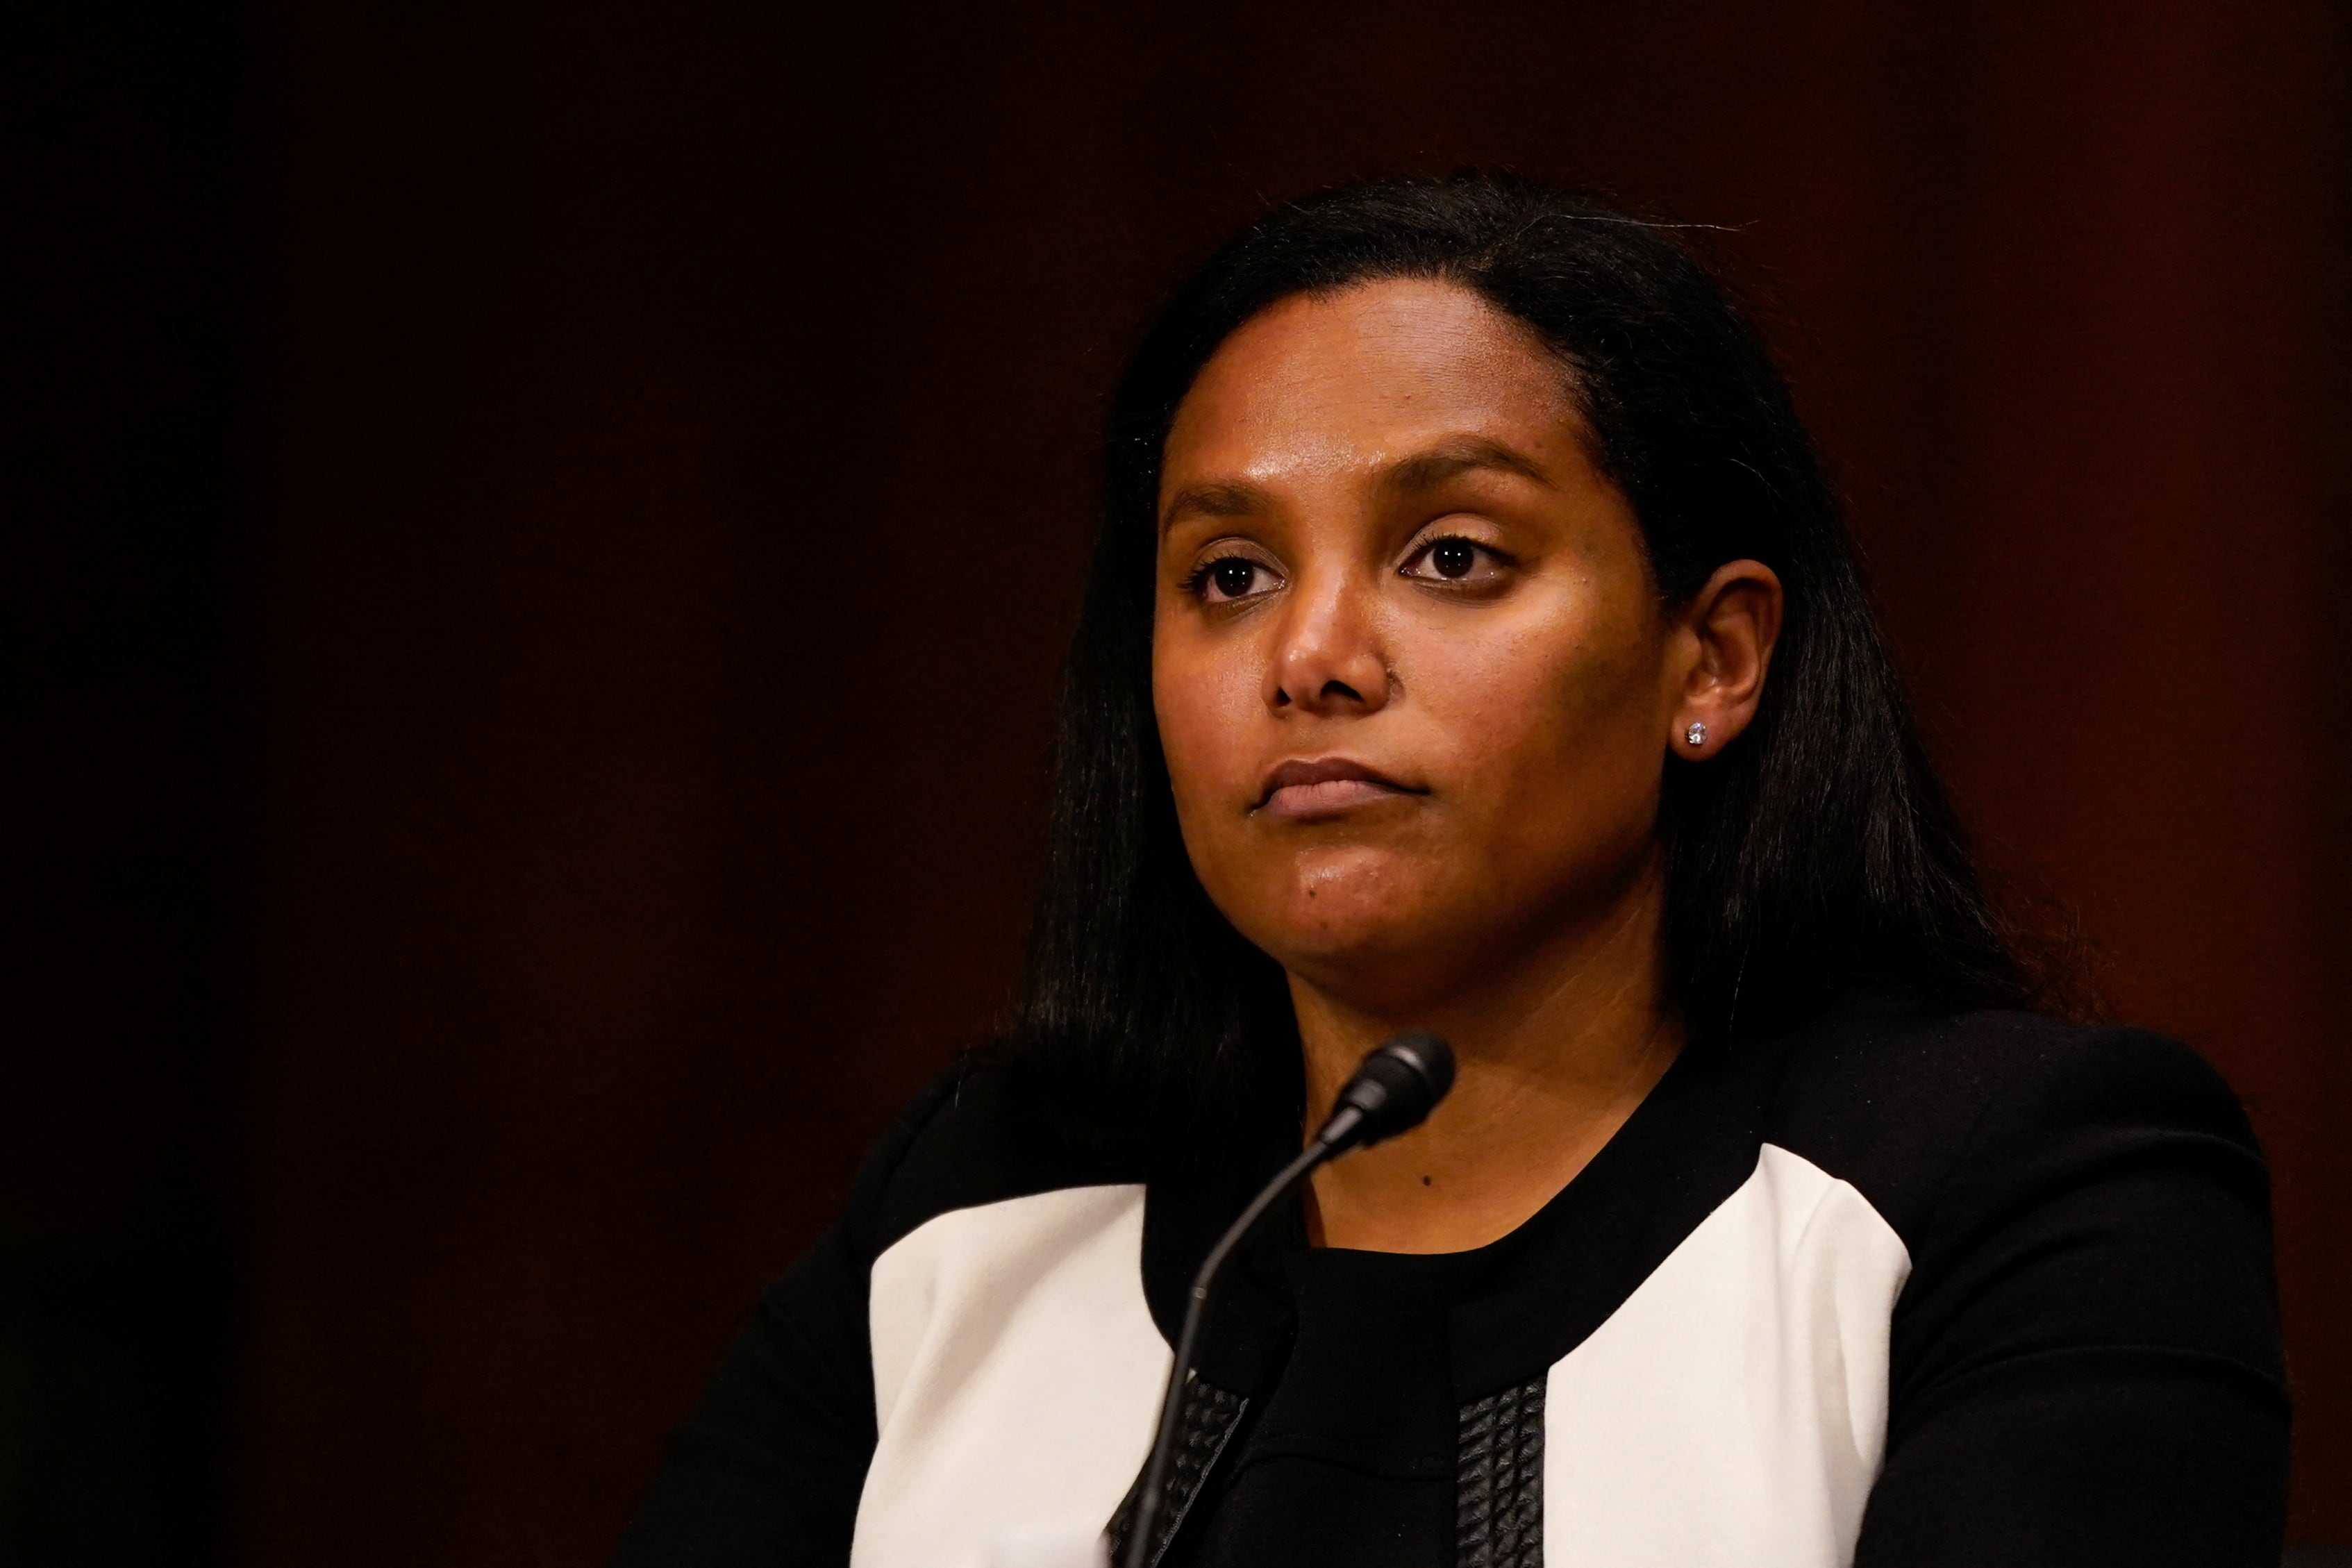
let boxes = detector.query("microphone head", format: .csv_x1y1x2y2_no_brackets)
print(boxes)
1324,1031,1456,1153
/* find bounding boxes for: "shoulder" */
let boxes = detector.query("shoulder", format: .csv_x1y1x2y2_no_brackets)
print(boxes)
1756,994,2265,1252
841,1053,1145,1268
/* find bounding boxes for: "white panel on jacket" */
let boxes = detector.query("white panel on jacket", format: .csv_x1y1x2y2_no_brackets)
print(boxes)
1544,1144,1910,1568
856,1185,1168,1568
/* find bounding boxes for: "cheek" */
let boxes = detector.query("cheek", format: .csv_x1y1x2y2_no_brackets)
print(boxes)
1151,624,1263,814
1415,602,1663,839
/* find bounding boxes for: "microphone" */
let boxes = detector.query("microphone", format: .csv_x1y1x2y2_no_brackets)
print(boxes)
1118,1032,1456,1568
1308,1028,1456,1159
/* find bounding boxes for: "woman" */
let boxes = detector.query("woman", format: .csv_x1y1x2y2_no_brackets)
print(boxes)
615,175,2287,1567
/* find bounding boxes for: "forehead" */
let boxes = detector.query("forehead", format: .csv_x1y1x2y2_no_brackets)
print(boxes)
1162,278,1583,488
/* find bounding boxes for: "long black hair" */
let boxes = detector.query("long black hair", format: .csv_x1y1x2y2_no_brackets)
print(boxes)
1006,174,2033,1158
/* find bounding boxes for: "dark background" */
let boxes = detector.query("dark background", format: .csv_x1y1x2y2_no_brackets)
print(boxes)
9,0,2348,1562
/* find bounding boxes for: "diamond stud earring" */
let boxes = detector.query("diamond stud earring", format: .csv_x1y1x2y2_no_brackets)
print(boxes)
1684,721,1708,748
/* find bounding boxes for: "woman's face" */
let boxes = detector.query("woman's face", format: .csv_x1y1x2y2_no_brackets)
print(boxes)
1152,278,1694,1012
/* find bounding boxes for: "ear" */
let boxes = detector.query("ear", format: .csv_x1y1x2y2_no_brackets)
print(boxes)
1665,559,1783,760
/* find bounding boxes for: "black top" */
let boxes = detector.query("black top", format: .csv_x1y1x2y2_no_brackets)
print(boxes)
613,994,2290,1567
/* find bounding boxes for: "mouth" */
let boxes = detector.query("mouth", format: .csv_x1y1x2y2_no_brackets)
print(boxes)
1253,757,1426,821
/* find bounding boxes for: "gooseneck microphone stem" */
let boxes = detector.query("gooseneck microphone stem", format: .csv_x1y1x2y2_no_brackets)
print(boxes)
1117,1032,1455,1568
1121,1139,1328,1568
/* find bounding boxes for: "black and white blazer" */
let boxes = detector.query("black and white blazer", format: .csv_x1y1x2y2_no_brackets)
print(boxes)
615,994,2287,1567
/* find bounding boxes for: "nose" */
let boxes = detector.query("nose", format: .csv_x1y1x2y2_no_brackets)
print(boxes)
1267,563,1392,717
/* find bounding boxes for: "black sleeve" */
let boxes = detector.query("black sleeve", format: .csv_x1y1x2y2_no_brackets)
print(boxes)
1853,1028,2291,1567
612,1071,964,1567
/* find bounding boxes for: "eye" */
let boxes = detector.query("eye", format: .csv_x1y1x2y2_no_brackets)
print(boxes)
1190,554,1281,603
1401,535,1508,585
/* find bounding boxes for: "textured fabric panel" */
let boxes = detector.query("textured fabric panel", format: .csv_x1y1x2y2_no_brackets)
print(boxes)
1457,1377,1544,1567
1105,1380,1249,1568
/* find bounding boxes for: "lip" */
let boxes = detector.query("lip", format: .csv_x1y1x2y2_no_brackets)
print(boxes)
1253,756,1426,820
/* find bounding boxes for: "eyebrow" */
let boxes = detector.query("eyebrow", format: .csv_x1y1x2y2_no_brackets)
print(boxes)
1379,436,1556,496
1159,480,1270,533
1160,435,1556,534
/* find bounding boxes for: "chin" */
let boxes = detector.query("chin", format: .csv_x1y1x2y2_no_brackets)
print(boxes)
1237,847,1466,999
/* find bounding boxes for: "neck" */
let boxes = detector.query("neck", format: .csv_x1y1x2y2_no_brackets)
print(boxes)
1292,856,1685,1253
